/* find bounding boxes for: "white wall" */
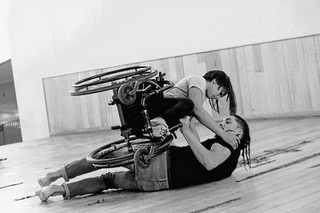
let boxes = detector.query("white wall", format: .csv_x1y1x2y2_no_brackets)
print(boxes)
8,0,320,141
0,0,11,63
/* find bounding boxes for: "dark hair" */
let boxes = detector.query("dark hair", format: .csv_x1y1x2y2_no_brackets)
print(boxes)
233,114,251,169
203,70,237,115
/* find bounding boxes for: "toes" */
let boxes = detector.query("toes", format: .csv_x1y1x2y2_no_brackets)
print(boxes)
151,117,167,127
35,188,48,202
38,177,46,187
35,189,41,196
38,177,53,187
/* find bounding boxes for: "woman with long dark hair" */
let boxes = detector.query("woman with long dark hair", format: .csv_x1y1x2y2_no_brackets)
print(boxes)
149,70,239,149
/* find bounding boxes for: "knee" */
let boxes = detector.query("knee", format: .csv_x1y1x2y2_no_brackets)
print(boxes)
101,171,140,191
101,172,116,189
181,98,194,111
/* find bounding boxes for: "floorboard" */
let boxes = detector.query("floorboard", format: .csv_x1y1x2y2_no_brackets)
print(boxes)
0,116,320,213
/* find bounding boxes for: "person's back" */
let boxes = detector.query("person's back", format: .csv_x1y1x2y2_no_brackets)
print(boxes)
164,75,206,101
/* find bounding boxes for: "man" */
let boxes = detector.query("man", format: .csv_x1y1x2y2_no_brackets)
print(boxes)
36,115,251,201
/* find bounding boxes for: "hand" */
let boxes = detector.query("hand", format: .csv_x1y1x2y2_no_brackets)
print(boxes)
179,116,191,133
222,131,239,150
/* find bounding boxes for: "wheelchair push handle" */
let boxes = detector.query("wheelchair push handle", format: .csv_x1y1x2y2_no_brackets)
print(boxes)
143,80,174,99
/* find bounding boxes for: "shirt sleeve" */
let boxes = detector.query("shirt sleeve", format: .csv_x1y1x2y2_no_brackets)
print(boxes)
188,76,206,100
189,76,206,91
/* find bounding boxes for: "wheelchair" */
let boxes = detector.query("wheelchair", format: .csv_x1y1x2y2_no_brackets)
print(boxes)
70,65,180,169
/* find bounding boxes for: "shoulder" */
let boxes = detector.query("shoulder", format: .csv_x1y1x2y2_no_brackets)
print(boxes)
177,75,206,86
188,76,206,84
211,137,237,153
187,76,206,91
210,143,231,156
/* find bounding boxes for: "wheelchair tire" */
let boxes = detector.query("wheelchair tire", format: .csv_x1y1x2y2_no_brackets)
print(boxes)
86,134,174,168
70,65,158,96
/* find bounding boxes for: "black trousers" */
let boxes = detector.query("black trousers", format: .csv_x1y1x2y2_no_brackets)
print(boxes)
146,95,194,128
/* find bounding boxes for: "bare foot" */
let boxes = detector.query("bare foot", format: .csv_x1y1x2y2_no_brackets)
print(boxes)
38,171,61,187
150,117,168,127
35,185,65,202
150,117,169,138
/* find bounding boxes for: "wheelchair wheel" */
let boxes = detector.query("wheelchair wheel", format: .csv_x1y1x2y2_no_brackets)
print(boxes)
118,83,137,105
86,136,138,168
134,146,151,169
117,79,161,105
86,134,174,168
70,65,158,96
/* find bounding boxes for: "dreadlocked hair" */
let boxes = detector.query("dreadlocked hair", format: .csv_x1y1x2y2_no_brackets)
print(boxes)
203,70,237,115
233,114,251,170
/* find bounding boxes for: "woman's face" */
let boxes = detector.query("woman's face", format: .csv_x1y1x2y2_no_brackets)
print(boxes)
206,79,227,100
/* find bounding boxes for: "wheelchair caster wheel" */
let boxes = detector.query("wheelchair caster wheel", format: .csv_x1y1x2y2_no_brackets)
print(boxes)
118,83,137,105
134,147,151,169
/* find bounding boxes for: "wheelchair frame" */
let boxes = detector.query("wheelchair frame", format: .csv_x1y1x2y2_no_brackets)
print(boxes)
70,65,178,169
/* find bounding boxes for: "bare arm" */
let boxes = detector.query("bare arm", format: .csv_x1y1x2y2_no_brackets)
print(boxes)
180,117,231,170
189,117,200,141
188,87,239,149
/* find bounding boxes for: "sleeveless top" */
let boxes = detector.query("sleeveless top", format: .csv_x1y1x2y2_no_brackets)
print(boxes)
168,137,241,189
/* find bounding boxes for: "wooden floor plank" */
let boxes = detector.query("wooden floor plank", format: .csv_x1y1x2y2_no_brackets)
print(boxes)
0,116,320,213
263,190,320,213
290,199,320,213
185,158,320,213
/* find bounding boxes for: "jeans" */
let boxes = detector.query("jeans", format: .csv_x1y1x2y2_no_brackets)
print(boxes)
60,150,170,198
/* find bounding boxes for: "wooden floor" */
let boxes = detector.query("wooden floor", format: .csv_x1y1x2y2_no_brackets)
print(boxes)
1,116,320,213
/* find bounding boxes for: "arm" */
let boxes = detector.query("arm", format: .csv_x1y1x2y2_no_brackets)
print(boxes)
189,117,200,141
188,87,239,149
180,117,231,170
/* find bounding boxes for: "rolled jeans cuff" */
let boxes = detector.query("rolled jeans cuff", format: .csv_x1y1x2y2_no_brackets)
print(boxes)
62,183,70,199
60,166,69,182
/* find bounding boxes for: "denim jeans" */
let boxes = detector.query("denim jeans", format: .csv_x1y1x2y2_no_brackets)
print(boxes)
61,150,170,198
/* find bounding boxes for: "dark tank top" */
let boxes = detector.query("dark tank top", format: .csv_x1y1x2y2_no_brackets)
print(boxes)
168,137,241,189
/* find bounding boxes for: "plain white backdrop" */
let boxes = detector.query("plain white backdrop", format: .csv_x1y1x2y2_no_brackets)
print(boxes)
0,0,10,63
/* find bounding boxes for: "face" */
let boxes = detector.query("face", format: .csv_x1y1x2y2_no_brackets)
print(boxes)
219,116,243,139
206,79,227,100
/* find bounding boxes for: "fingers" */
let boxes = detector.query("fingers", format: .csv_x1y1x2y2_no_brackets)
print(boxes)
179,116,190,124
233,135,240,149
227,132,239,150
179,116,191,133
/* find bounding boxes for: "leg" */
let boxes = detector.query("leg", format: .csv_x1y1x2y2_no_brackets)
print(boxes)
38,157,99,187
36,151,170,201
36,171,140,201
161,98,194,128
65,166,170,196
148,97,194,128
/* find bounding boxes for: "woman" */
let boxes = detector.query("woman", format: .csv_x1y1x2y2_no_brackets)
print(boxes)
148,70,239,149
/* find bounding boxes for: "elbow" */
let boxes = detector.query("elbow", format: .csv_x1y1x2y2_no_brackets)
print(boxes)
193,106,199,113
193,106,203,117
203,161,219,171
